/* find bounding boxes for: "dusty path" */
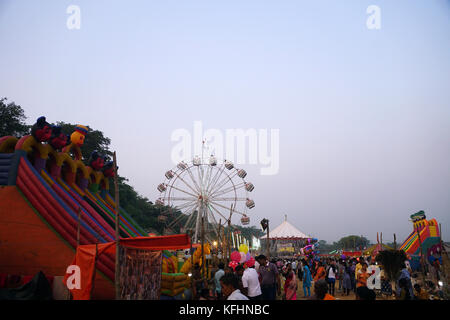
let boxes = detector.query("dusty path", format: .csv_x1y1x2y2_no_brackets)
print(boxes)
281,279,392,300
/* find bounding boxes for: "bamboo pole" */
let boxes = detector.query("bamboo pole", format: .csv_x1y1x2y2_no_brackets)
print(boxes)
190,230,193,274
438,223,448,285
266,220,270,259
113,151,120,300
90,243,98,299
222,222,227,264
218,219,222,262
76,207,81,247
393,234,397,250
201,214,205,279
227,205,233,262
415,224,427,286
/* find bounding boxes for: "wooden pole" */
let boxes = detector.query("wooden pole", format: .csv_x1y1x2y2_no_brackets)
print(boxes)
393,234,397,250
76,207,81,247
113,151,120,300
227,205,234,262
438,223,447,285
201,214,205,279
90,243,98,299
218,219,222,262
189,230,193,291
266,220,270,259
190,230,193,273
415,225,427,285
222,222,227,264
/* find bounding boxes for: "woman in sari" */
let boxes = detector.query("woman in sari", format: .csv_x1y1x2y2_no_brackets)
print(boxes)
283,263,297,300
302,260,312,297
314,261,326,281
342,262,352,296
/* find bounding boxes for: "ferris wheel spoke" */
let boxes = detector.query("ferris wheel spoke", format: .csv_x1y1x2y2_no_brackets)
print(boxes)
210,170,238,196
205,206,220,237
206,163,222,192
185,166,202,193
203,165,213,192
206,164,226,194
172,200,198,212
169,202,197,231
210,200,246,216
169,184,198,198
169,197,197,201
201,165,208,191
172,172,200,196
164,201,196,221
210,197,247,201
210,183,245,198
195,164,203,189
208,202,232,223
194,204,204,242
205,172,216,194
182,203,199,231
167,208,191,229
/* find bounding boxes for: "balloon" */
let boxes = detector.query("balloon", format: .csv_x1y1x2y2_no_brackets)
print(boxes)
239,244,249,254
246,257,255,267
341,254,346,260
245,252,251,262
229,261,239,271
231,251,241,262
240,252,246,263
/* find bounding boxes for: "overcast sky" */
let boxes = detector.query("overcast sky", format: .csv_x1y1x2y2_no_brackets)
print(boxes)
1,0,449,243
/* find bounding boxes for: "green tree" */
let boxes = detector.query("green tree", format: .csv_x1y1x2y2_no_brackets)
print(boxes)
337,235,371,251
0,97,30,137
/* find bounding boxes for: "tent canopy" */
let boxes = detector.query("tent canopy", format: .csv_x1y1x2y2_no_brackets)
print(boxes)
260,216,310,240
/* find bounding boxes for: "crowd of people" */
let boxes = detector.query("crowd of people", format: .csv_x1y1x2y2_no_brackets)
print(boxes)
190,254,444,300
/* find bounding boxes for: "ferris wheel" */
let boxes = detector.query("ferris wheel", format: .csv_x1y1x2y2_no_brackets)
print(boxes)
156,152,255,243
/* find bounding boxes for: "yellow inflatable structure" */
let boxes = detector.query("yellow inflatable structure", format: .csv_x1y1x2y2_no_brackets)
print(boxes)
179,244,211,274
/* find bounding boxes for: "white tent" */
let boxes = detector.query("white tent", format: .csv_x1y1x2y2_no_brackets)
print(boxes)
260,215,310,240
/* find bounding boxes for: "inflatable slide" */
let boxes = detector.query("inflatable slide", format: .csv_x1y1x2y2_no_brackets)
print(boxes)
0,121,147,299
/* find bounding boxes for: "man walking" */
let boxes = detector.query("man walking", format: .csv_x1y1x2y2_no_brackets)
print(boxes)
256,255,281,300
214,262,225,300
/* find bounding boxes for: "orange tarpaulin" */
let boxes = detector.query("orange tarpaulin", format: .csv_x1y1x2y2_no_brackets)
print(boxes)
63,234,190,300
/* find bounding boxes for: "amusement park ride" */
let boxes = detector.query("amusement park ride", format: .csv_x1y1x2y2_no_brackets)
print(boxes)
156,143,255,243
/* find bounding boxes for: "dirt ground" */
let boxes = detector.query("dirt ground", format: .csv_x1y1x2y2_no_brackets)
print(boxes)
282,278,393,300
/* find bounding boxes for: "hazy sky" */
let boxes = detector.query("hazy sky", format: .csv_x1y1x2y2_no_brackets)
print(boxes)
1,0,449,243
